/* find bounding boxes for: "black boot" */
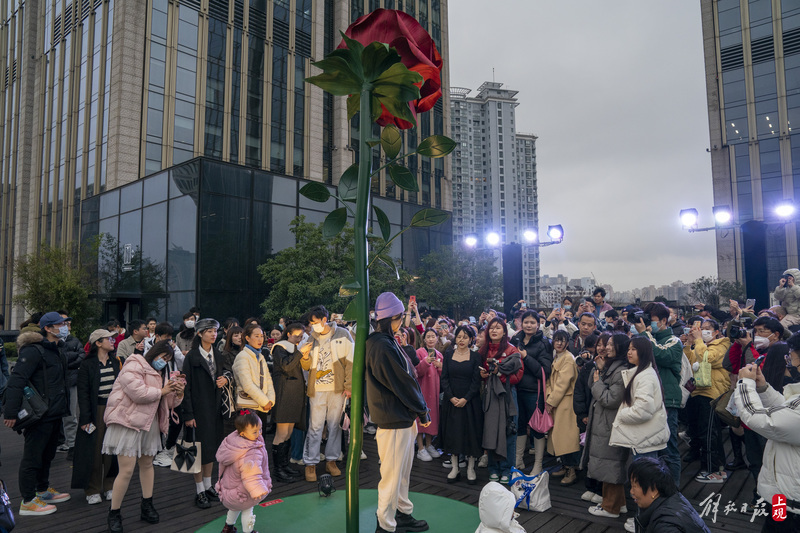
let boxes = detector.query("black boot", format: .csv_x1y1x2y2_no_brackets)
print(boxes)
395,510,429,532
108,508,123,533
272,443,301,483
279,441,302,480
140,497,160,524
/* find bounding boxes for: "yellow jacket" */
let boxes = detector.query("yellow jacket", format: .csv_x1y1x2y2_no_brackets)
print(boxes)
683,336,731,400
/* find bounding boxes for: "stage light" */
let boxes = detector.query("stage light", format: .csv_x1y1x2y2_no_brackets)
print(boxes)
680,208,699,228
547,225,564,241
464,234,478,247
713,205,732,225
775,201,796,219
523,229,537,243
486,232,501,246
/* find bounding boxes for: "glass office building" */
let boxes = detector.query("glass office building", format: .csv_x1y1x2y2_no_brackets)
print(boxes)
0,0,450,324
81,158,452,324
703,0,800,305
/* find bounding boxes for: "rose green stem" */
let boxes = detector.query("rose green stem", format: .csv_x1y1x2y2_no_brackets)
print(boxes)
346,87,373,533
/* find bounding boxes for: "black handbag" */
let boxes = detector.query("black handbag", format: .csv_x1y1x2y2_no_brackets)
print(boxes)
0,479,16,531
11,346,49,433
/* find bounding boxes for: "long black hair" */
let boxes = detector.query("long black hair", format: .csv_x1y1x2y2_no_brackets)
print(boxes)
623,337,662,407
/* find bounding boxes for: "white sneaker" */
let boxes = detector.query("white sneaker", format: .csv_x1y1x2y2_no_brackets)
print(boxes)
360,451,367,460
290,458,304,465
477,453,489,468
56,444,70,453
580,491,599,502
86,494,102,505
153,448,173,467
624,517,635,532
588,504,619,518
105,490,113,501
592,493,603,504
417,448,433,462
425,445,441,458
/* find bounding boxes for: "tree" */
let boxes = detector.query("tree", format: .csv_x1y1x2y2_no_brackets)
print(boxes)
684,276,747,308
412,246,502,319
258,216,409,323
14,242,101,340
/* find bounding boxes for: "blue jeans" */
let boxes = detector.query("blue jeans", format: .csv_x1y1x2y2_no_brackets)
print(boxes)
489,388,517,478
290,428,305,461
657,408,681,487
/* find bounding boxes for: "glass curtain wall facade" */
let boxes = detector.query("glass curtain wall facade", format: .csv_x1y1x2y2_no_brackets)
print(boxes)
703,0,800,298
81,157,452,324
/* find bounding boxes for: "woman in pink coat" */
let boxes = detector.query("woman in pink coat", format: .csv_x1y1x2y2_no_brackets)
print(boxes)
102,342,183,532
415,328,443,462
216,410,272,533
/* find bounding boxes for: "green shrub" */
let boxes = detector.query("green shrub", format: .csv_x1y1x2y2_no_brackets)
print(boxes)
4,342,17,361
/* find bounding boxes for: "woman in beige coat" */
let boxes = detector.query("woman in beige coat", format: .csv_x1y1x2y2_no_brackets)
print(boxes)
546,330,581,485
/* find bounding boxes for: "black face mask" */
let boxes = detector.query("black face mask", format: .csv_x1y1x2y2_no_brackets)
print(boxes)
787,365,800,384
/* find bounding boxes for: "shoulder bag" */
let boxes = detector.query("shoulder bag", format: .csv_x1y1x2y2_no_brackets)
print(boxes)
0,479,15,531
10,345,49,433
528,368,554,434
694,350,713,388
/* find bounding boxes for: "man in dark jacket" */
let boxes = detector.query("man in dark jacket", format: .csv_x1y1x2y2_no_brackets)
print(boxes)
3,311,71,516
57,310,84,459
366,292,430,533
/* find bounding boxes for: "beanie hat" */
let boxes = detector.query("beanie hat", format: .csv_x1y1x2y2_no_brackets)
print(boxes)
194,318,220,333
375,292,405,321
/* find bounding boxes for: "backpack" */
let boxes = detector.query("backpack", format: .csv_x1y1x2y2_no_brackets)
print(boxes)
679,352,693,408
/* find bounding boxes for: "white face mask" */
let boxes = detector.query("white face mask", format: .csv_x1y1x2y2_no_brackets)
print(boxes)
312,323,325,333
184,320,195,329
753,335,771,351
701,330,714,343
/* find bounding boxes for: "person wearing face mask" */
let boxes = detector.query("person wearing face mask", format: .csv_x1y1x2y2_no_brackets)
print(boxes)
365,292,431,533
632,302,684,487
299,305,354,483
3,311,73,517
176,311,197,356
774,268,800,330
56,311,85,461
101,341,184,532
735,334,800,533
682,319,731,483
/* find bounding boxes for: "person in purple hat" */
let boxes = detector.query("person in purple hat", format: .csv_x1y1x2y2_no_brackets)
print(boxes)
366,292,431,533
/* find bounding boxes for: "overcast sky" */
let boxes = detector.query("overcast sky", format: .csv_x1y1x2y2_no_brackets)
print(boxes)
448,1,718,292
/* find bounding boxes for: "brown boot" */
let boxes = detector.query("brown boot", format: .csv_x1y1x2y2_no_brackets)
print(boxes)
305,464,317,482
326,460,341,477
561,467,577,486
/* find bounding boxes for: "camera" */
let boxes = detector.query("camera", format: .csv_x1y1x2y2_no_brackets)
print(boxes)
487,357,498,373
631,311,651,324
729,317,753,340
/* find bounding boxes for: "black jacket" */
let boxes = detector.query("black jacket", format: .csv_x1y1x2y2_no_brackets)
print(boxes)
573,358,596,433
510,331,552,394
4,331,69,424
71,353,122,489
183,344,225,464
365,331,429,430
636,492,711,533
63,334,85,388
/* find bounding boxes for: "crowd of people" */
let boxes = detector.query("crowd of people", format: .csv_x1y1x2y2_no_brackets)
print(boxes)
2,275,800,532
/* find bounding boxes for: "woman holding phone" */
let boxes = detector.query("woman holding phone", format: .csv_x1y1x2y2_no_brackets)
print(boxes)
415,328,443,461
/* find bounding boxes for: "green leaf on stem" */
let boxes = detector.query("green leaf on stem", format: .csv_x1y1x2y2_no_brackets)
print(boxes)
417,135,457,158
347,94,360,120
366,139,381,147
373,63,422,125
322,207,347,238
387,164,418,192
338,164,359,201
342,299,358,321
377,253,400,280
410,208,451,227
361,42,402,82
299,182,331,203
373,206,391,241
339,278,361,297
381,125,402,159
306,55,363,96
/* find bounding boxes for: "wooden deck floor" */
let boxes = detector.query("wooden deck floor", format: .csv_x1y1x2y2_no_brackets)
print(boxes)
0,424,764,532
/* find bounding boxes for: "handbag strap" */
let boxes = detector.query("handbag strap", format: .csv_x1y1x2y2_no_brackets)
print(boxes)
703,350,710,364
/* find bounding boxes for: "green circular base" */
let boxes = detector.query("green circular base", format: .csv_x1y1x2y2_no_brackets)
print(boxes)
195,489,479,532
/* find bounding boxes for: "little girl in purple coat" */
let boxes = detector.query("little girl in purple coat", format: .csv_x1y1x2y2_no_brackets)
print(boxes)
216,410,272,533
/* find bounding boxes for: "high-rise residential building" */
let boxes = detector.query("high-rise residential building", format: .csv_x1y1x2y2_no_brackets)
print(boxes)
701,0,800,306
450,82,540,304
0,0,451,324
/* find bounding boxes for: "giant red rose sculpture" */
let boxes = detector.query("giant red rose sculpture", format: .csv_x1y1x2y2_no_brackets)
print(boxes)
340,8,443,129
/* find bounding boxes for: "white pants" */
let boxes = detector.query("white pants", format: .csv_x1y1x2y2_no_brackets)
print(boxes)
303,391,346,465
376,424,418,532
226,507,255,533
